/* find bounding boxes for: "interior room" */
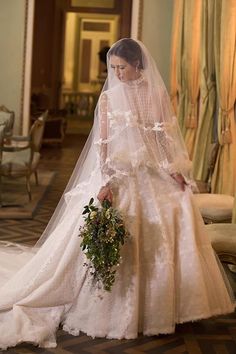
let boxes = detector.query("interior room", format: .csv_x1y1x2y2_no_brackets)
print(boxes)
0,0,235,353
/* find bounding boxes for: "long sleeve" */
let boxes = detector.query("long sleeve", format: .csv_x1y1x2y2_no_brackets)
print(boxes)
99,93,108,169
98,93,114,185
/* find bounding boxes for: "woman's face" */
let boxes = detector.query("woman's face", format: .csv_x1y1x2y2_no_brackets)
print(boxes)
109,55,139,82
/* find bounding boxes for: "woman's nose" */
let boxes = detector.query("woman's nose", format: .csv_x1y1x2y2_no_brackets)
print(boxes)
114,67,120,76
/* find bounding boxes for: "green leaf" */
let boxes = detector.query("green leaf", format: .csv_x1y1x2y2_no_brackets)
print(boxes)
79,196,129,292
89,198,94,205
102,199,111,209
82,206,90,215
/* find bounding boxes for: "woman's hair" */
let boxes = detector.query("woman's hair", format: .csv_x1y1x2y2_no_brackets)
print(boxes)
98,46,110,65
108,38,144,69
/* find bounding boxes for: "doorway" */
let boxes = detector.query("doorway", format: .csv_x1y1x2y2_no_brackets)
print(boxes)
31,0,132,136
61,12,119,134
63,13,119,93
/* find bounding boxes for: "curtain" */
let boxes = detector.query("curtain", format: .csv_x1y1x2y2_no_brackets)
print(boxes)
173,0,201,158
192,0,216,181
170,0,181,114
183,0,202,159
170,0,235,193
211,0,236,195
175,0,188,134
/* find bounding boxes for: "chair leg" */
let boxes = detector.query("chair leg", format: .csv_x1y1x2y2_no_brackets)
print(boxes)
26,176,32,201
34,170,39,185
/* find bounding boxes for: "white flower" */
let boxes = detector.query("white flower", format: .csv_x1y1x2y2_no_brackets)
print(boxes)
90,211,97,219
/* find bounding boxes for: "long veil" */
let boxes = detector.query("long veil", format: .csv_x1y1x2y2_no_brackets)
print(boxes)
0,38,234,351
33,38,195,248
0,37,197,287
0,38,195,260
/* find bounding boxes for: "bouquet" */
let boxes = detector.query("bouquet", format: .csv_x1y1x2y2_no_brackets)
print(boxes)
79,198,129,291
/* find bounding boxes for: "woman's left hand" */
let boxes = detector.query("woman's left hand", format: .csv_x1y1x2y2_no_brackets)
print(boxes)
171,173,187,191
97,185,113,204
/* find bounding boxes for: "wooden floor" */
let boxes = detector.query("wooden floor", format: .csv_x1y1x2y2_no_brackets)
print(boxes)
1,133,236,354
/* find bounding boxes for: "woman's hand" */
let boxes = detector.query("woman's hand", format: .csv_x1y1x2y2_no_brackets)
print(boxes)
171,173,187,191
97,185,113,204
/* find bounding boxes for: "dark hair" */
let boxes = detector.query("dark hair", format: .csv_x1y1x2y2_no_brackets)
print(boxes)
98,46,110,65
108,38,144,69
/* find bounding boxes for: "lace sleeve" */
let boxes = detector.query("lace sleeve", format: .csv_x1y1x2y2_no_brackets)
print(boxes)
155,130,174,169
153,118,192,177
98,93,112,184
99,93,108,167
153,88,183,175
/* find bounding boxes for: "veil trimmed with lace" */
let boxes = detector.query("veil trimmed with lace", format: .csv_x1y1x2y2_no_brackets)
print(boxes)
34,38,195,248
0,38,235,351
0,39,195,254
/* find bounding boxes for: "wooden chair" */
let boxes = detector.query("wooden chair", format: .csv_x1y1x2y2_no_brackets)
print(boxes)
195,143,219,193
205,193,236,265
194,193,234,224
0,105,15,140
0,111,47,203
193,143,234,223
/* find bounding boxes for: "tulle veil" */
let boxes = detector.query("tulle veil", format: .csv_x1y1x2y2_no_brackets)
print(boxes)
0,38,195,258
0,38,235,351
32,38,195,248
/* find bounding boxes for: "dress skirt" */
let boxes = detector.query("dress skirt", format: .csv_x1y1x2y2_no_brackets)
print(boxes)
0,167,234,349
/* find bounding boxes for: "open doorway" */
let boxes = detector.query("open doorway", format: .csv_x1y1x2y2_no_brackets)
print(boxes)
63,13,119,93
31,0,132,138
62,12,119,134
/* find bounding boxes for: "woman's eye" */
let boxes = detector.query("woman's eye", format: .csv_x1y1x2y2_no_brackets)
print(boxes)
110,65,125,70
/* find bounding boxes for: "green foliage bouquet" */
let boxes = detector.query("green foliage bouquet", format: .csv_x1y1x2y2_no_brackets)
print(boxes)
79,198,129,292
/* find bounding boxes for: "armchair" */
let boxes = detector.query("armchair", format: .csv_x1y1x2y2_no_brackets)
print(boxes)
193,143,234,223
0,105,15,139
0,111,47,204
206,196,236,266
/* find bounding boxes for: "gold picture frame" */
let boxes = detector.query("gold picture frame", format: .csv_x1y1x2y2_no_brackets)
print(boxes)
71,0,115,9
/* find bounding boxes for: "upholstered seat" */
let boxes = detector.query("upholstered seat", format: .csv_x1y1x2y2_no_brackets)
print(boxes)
2,151,40,174
193,142,234,224
0,111,47,202
206,223,236,265
194,193,234,223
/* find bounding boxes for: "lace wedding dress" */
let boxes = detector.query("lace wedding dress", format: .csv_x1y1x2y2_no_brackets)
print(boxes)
0,39,234,349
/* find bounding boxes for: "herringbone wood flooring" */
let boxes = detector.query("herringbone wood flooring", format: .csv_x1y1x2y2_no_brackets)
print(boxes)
1,134,236,354
0,135,87,245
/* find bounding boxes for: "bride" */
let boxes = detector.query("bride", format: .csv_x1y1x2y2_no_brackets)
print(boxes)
0,38,234,349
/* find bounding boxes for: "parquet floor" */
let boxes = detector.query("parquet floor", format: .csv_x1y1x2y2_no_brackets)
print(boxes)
0,134,236,354
0,134,87,245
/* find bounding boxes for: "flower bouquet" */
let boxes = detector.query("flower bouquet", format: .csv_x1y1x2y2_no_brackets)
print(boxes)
79,198,129,291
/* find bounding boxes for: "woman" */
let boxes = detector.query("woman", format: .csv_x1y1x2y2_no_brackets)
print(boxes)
0,38,234,349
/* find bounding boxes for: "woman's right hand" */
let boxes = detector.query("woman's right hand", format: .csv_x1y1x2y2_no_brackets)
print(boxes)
170,173,187,191
97,185,113,204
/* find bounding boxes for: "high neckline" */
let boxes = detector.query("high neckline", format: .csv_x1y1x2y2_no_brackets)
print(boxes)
124,75,145,87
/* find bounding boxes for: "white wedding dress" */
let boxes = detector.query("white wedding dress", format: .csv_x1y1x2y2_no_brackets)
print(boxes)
0,39,235,349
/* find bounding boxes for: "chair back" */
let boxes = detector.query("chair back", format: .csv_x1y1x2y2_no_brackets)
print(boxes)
0,105,15,137
30,111,48,152
206,143,220,192
0,125,5,162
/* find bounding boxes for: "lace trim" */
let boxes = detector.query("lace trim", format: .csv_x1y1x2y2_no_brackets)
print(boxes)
94,118,176,147
122,74,145,88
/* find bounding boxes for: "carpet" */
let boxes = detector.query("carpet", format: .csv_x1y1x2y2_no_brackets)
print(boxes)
0,170,56,219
